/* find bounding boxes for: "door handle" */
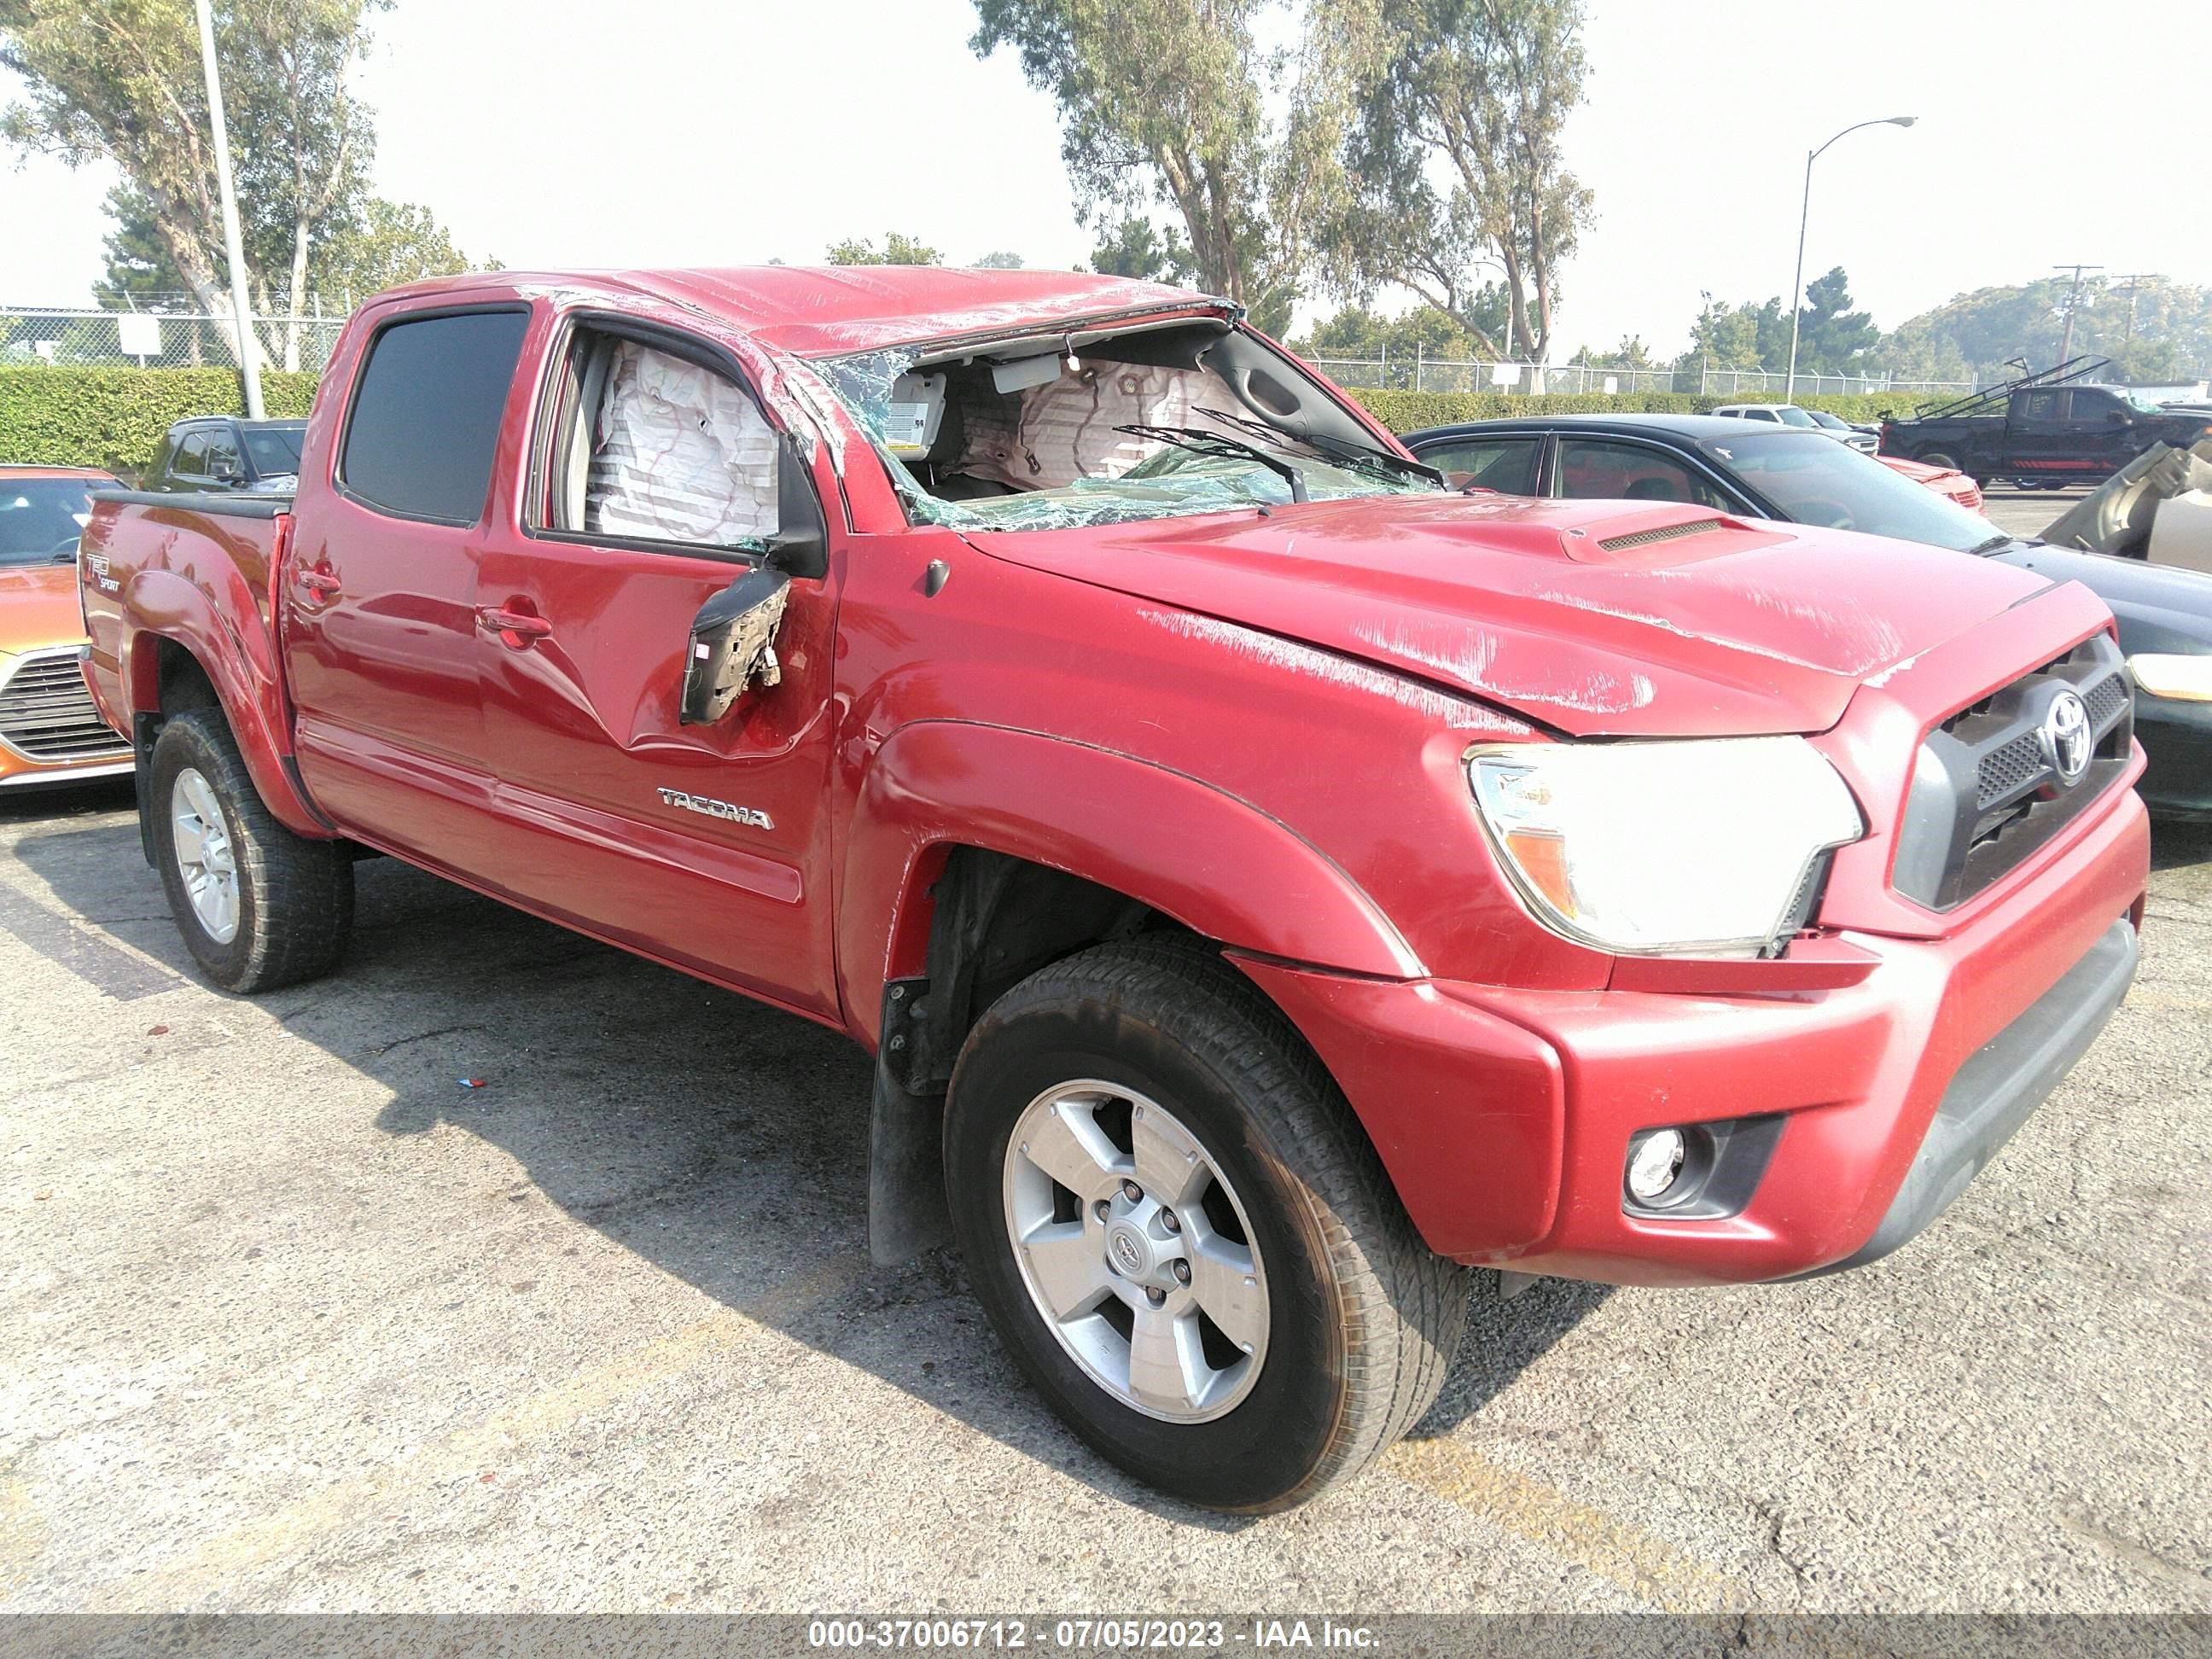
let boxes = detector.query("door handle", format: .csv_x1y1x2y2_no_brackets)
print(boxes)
296,569,341,598
477,607,554,643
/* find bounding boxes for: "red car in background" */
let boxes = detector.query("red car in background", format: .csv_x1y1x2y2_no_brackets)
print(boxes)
1882,452,1984,514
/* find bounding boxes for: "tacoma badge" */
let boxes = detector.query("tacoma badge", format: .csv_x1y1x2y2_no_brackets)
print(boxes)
657,788,773,830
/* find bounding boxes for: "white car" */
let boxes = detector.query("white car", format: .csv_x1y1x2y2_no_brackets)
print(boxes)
1709,403,1878,452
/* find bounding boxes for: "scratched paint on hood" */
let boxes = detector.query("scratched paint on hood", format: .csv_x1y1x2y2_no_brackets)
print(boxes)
965,493,2056,737
1353,614,1656,717
1141,610,1532,734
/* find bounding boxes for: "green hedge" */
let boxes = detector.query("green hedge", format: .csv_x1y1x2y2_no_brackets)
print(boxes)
1348,386,1956,434
0,366,323,479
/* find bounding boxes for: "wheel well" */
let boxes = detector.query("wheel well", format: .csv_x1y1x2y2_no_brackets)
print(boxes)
153,638,220,715
887,847,1196,1097
867,847,1254,1266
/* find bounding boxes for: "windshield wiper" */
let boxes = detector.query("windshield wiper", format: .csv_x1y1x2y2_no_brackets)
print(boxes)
1116,424,1308,504
1968,533,2015,555
1194,405,1446,489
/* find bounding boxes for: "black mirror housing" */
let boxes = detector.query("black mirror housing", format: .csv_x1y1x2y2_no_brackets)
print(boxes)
768,438,829,579
680,567,792,725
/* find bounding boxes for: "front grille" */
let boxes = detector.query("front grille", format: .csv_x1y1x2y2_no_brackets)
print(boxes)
1976,731,2043,807
1892,635,2133,911
0,649,131,765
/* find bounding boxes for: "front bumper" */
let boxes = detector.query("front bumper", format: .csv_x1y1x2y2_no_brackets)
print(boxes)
2135,691,2212,820
1802,916,2135,1273
1237,783,2150,1286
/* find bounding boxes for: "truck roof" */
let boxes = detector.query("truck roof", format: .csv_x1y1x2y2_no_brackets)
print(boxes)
1405,412,1763,441
370,266,1220,358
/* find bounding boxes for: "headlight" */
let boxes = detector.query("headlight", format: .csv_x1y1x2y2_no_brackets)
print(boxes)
1468,737,1863,957
2128,653,2212,702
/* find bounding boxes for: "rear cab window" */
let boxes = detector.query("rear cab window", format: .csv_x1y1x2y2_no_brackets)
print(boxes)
340,308,532,525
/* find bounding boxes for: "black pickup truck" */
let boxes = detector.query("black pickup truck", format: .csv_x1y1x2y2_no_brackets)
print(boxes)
1880,357,2212,489
143,416,307,494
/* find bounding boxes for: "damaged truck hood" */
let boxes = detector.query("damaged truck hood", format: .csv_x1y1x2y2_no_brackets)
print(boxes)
966,495,2059,736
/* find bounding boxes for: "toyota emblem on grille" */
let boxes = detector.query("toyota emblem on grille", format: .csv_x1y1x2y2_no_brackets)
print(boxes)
2040,690,2093,784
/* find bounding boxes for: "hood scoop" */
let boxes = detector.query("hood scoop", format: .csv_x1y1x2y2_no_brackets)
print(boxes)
1595,516,1732,554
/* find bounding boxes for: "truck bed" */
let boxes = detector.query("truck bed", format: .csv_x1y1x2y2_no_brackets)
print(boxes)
79,491,313,839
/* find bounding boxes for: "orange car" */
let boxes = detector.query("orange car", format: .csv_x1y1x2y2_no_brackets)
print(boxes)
0,465,135,788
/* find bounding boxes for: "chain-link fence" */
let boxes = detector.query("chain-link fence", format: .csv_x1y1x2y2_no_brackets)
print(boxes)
1,302,350,375
1307,356,1972,399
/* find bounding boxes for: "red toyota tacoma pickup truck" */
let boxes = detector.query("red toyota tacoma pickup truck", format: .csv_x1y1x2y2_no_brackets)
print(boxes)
80,268,2150,1512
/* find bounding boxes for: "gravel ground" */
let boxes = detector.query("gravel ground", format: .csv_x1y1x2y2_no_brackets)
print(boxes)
2,775,2207,1619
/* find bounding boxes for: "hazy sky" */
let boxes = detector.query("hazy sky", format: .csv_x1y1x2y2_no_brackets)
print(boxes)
3,0,2203,354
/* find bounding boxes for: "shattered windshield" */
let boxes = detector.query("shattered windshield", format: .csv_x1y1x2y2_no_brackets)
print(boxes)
818,337,1442,533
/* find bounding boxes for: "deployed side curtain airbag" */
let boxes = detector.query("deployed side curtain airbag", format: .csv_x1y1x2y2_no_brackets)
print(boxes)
588,341,778,544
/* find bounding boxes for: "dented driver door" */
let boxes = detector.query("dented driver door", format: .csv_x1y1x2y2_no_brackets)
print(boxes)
469,314,845,1021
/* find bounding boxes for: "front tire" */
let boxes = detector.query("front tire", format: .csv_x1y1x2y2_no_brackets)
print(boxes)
149,709,352,992
943,939,1469,1511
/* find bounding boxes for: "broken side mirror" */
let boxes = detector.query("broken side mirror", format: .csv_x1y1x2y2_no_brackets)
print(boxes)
766,437,828,579
679,566,791,725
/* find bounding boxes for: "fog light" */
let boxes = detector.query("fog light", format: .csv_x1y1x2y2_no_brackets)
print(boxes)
1627,1129,1687,1204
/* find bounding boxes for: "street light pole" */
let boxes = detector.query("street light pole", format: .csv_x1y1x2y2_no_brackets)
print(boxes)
1785,115,1916,401
195,0,264,418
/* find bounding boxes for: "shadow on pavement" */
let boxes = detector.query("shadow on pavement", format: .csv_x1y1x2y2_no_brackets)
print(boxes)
2151,818,2212,873
12,806,1595,1524
0,774,135,825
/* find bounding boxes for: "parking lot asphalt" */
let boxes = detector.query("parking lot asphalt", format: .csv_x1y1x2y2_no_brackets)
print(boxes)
3,767,2209,1615
1979,484,2088,543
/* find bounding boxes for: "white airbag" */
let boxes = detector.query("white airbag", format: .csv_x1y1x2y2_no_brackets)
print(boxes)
590,341,778,544
961,363,1213,490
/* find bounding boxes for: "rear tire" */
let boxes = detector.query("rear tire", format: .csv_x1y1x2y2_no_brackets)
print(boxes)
149,709,352,992
943,938,1470,1512
1917,449,1962,471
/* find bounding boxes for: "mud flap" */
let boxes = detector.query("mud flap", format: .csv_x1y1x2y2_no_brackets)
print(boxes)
133,713,159,867
867,1057,951,1266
